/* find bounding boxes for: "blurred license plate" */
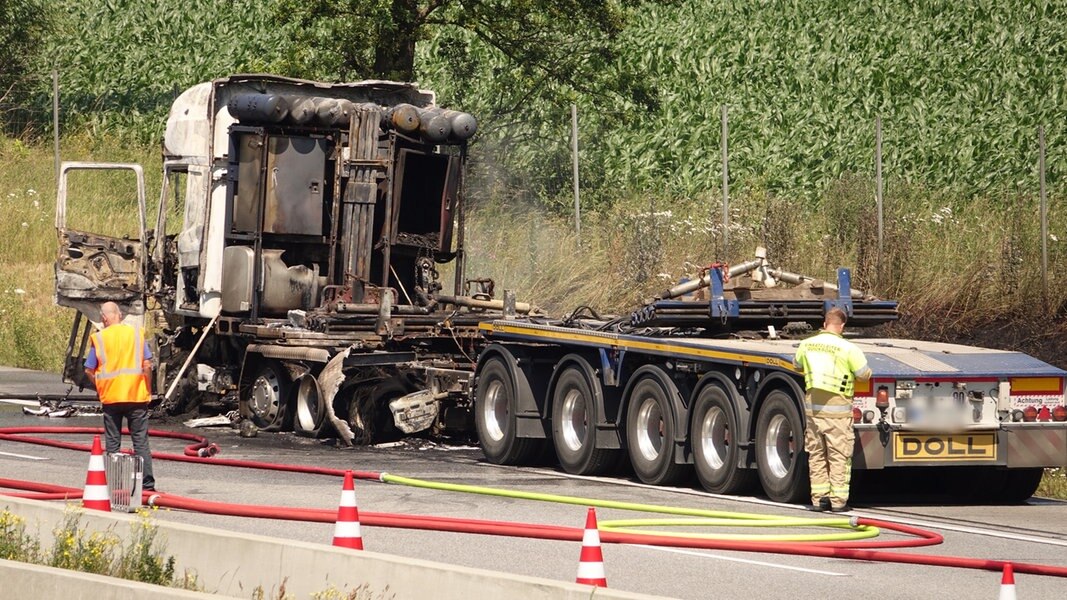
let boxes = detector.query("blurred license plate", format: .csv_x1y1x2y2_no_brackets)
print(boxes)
892,433,996,461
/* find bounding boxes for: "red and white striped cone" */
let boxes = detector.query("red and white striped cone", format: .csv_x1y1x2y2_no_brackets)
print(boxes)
82,435,110,512
998,563,1016,600
332,470,363,550
575,507,607,587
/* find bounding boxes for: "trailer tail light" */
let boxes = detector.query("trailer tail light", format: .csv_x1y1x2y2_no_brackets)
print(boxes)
1053,406,1067,422
1022,406,1039,422
863,410,876,423
852,408,862,424
875,387,890,411
1037,406,1052,422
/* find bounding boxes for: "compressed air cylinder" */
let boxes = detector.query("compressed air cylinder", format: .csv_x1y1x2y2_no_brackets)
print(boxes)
442,110,478,141
388,104,421,134
227,93,290,123
286,95,318,125
417,108,452,143
315,98,355,127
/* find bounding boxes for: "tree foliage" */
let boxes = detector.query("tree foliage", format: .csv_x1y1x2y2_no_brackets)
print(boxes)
272,0,636,94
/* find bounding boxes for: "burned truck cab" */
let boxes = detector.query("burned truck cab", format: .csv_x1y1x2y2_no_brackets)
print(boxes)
207,77,474,321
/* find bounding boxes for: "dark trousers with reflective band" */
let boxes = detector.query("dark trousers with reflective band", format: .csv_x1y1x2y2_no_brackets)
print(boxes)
102,402,155,489
804,391,854,508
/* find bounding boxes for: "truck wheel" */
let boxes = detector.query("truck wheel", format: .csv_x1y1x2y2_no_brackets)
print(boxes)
755,390,808,503
997,468,1044,504
293,374,328,438
241,361,292,432
691,384,757,495
551,365,618,475
625,376,690,486
475,357,539,465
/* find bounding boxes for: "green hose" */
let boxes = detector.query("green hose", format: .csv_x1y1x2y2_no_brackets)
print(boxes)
380,473,878,542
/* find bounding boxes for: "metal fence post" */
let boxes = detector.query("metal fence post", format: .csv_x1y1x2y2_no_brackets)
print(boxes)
1039,126,1048,307
571,104,581,245
875,116,884,277
721,105,730,259
52,69,60,189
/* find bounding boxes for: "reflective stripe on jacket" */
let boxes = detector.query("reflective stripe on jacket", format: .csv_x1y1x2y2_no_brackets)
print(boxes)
805,388,854,419
792,331,868,398
90,324,150,404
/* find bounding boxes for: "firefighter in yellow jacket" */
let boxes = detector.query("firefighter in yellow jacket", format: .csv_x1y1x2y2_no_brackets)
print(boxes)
84,302,156,491
792,307,871,512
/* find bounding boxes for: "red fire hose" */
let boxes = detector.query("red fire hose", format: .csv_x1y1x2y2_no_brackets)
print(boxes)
1,426,1066,579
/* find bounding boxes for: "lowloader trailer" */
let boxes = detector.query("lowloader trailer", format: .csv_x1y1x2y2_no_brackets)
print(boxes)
472,254,1067,503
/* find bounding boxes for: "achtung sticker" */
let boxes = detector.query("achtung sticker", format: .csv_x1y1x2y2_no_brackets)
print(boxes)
892,433,997,461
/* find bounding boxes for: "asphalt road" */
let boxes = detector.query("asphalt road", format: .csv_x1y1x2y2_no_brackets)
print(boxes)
2,366,1066,599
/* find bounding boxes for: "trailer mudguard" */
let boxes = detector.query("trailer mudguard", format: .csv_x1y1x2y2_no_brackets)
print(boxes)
546,353,622,449
690,371,749,467
476,343,548,439
619,364,691,464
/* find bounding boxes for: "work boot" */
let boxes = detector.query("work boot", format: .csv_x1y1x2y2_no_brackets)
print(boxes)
807,497,831,512
830,504,851,513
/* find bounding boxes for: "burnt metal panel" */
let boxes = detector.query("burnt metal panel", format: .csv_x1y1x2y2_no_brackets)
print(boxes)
234,133,265,232
264,136,327,235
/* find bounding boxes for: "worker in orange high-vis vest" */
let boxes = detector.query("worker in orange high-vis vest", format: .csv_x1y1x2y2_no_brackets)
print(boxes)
84,302,156,491
792,307,871,513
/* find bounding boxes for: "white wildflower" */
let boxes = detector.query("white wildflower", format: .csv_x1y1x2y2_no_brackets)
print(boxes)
27,189,37,195
1051,234,1059,242
32,200,39,209
20,222,28,228
13,288,25,295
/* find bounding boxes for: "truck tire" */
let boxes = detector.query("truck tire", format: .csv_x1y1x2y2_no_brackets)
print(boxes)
293,374,328,438
998,468,1044,504
475,357,539,465
755,389,808,503
551,365,618,475
625,375,690,486
691,384,757,495
241,361,292,432
948,467,1042,504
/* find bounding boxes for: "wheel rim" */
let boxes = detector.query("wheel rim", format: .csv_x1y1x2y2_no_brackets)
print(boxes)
295,376,321,431
763,413,795,479
482,379,507,442
249,370,281,424
699,406,729,470
635,396,665,462
560,389,588,452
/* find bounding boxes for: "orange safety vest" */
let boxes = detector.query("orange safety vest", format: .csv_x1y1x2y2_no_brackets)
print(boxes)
90,323,150,404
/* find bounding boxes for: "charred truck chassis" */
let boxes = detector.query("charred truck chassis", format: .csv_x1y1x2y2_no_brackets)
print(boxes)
55,75,526,444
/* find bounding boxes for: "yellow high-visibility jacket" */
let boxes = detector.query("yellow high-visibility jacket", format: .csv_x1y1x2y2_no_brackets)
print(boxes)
793,331,870,399
90,324,150,404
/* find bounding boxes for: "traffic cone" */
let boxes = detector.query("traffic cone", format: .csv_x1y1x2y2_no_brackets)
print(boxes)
576,507,607,587
332,470,363,550
82,436,110,512
998,563,1016,600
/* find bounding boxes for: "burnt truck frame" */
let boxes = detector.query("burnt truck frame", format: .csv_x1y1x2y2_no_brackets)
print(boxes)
56,74,526,443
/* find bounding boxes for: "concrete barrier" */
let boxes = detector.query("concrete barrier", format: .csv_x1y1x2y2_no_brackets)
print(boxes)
0,496,672,599
0,559,240,600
